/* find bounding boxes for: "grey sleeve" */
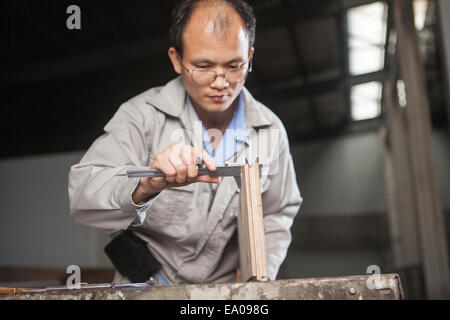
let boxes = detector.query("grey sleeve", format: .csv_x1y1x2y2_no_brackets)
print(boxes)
68,101,156,233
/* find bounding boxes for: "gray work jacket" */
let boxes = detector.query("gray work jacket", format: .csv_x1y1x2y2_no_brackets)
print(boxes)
68,77,302,285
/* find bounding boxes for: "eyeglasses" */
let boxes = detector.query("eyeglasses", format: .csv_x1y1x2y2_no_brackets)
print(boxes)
180,56,253,86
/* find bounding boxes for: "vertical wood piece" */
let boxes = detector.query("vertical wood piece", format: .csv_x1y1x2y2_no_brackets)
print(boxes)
382,79,421,269
238,164,268,282
393,0,450,299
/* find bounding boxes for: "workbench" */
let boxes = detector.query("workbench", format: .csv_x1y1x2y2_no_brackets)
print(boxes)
0,274,403,300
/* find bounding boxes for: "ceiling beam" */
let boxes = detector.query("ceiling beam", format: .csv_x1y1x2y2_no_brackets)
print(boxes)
256,0,385,31
282,0,321,129
255,70,385,105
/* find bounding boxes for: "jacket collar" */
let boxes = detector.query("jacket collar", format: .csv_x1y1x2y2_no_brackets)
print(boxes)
145,76,272,128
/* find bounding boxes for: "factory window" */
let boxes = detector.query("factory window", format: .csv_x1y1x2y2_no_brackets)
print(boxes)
413,0,429,31
347,1,388,75
351,81,382,121
347,1,387,121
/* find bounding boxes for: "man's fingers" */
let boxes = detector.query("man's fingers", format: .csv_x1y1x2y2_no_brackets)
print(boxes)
169,146,187,184
181,147,198,180
151,153,177,177
192,175,220,184
152,144,217,186
201,149,216,171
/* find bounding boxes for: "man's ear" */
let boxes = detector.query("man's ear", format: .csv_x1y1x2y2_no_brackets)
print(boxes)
168,47,182,74
249,47,255,71
250,47,255,57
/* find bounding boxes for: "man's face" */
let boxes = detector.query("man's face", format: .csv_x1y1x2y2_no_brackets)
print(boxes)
169,4,253,114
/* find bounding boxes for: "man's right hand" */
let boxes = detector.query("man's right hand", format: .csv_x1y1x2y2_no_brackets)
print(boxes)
132,143,218,204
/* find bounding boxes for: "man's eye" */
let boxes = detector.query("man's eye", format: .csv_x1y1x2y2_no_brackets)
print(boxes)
227,65,243,71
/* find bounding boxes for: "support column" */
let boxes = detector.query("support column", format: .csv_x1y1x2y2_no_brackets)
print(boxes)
382,74,424,298
436,0,450,131
392,0,450,299
382,78,421,270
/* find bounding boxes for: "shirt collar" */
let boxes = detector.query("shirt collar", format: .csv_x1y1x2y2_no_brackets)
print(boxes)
232,94,250,144
187,93,250,146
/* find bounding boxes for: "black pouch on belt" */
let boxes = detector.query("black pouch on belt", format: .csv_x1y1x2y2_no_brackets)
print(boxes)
104,230,161,283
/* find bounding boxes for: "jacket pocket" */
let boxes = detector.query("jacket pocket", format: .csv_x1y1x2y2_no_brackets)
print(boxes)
146,184,195,227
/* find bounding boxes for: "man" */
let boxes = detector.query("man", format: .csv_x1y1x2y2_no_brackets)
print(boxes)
68,0,302,286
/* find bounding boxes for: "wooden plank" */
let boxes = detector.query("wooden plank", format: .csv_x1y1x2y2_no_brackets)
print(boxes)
393,0,450,299
238,164,268,282
0,274,404,300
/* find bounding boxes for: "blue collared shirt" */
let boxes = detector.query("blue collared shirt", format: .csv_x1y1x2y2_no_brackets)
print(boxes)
188,93,250,163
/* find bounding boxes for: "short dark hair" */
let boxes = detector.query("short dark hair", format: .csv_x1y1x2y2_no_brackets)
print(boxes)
169,0,256,57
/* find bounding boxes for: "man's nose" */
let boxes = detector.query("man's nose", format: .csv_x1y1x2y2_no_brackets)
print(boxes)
210,72,229,89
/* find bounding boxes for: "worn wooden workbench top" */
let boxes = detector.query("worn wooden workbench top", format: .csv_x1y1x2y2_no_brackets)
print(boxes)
0,274,403,300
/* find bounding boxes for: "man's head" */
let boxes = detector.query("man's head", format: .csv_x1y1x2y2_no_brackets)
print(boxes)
168,0,256,114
